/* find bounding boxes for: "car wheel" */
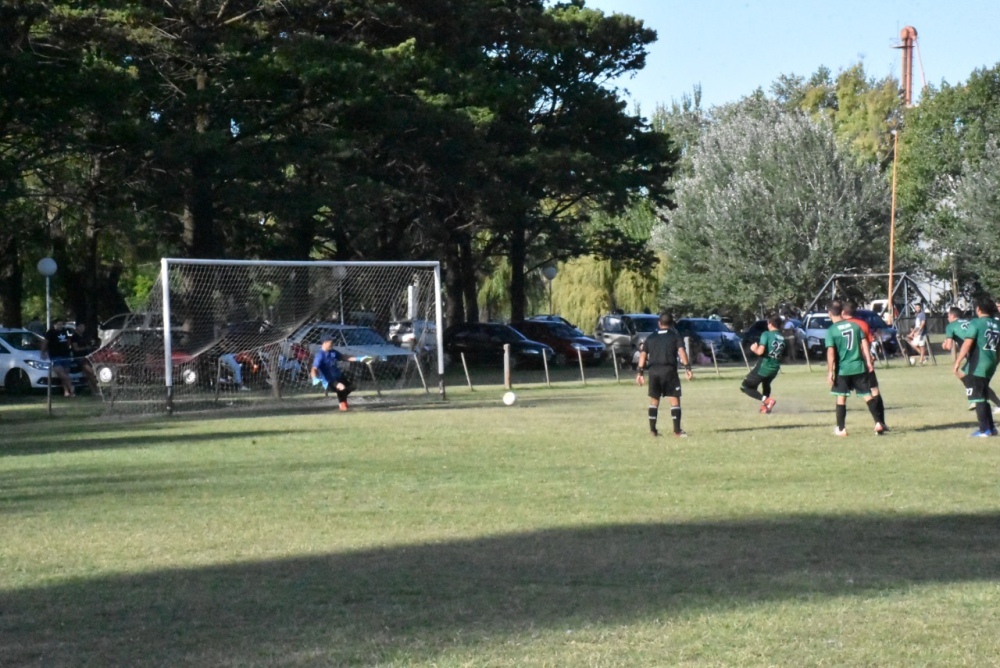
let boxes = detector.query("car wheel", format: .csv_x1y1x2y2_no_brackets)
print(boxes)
96,365,116,385
4,368,32,395
555,353,568,367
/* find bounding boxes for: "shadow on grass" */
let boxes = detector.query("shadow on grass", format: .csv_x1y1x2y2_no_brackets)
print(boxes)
912,421,977,433
3,514,1000,665
0,430,319,458
717,423,816,433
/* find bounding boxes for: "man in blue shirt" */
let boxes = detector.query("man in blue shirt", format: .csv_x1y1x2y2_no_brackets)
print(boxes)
311,337,368,411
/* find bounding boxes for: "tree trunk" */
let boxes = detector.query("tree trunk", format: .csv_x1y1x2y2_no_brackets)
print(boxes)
458,233,479,323
0,233,22,327
508,222,527,322
444,242,464,326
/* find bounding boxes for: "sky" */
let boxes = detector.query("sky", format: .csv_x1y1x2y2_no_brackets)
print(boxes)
585,0,1000,112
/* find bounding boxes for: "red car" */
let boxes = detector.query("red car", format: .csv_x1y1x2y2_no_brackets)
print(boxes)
90,329,199,386
510,320,607,366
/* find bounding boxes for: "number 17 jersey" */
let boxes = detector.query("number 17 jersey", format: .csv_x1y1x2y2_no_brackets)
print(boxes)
966,316,1000,379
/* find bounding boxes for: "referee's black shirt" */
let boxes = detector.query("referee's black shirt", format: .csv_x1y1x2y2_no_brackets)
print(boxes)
641,328,681,367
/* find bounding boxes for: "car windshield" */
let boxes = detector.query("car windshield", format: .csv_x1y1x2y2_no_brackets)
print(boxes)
0,331,43,351
807,315,833,329
630,316,660,333
494,326,527,343
547,323,579,338
341,328,388,346
689,320,729,333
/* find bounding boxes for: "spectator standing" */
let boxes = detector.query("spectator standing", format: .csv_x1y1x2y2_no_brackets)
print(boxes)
41,317,75,397
907,303,928,365
70,322,100,394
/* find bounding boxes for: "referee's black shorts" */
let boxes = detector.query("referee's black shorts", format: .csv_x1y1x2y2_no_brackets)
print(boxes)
647,366,681,399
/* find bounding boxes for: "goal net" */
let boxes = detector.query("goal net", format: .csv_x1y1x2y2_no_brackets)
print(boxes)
90,259,444,415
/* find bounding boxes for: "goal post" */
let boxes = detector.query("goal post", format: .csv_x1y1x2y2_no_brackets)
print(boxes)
92,258,445,415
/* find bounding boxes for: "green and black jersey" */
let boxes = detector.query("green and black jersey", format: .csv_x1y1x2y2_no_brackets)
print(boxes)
945,318,972,373
965,316,1000,379
757,330,786,378
824,319,866,376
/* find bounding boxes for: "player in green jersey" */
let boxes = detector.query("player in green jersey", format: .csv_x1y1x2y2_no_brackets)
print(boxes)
954,299,1000,437
825,300,884,437
943,306,1000,411
740,314,785,413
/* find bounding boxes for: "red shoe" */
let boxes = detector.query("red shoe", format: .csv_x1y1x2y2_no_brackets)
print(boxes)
763,398,776,414
759,403,768,414
339,401,349,412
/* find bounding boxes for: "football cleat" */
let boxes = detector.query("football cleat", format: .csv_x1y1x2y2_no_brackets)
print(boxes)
834,427,848,437
763,398,777,414
650,429,661,438
874,422,885,436
339,401,349,412
969,430,994,438
673,430,688,438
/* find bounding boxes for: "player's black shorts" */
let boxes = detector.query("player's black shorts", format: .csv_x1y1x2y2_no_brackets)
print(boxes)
742,366,776,389
647,366,681,399
969,375,995,402
832,372,872,397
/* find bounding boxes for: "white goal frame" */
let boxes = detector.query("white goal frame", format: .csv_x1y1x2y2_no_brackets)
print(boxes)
158,258,445,413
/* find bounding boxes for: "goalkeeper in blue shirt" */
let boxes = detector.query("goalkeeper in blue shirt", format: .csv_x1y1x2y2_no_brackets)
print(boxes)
311,337,370,411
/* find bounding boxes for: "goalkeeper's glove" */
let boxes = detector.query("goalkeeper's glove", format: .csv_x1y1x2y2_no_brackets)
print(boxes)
356,355,374,364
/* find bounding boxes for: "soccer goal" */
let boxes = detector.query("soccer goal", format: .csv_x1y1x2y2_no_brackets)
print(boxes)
90,259,444,414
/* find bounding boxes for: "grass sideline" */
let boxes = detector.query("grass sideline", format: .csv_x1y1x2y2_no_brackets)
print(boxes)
3,362,1000,666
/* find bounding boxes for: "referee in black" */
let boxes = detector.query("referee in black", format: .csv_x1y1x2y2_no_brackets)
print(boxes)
636,312,693,437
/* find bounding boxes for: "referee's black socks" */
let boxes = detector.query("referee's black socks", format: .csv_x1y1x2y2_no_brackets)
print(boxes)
648,404,658,433
671,406,682,434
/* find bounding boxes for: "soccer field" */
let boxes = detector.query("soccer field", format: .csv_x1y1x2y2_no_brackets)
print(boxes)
3,363,1000,666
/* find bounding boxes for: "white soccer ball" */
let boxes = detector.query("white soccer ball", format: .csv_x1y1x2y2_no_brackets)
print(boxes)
502,391,517,406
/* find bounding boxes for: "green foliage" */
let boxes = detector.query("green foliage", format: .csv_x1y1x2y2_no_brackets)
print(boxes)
773,63,901,166
897,63,1000,292
658,99,890,321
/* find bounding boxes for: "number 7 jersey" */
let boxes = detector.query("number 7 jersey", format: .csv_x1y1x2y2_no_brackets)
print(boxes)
966,316,1000,379
824,319,866,376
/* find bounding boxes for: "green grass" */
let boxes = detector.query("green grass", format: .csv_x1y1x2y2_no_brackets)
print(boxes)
3,362,1000,666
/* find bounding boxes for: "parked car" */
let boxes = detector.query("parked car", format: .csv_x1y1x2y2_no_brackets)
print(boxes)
594,313,660,365
526,314,585,336
288,322,414,379
852,309,900,356
89,329,200,386
802,312,832,358
510,320,606,366
0,327,88,395
98,312,183,345
442,322,554,368
675,318,743,361
388,319,437,352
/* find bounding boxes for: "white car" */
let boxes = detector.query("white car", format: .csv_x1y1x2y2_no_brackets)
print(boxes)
388,319,437,352
0,328,87,394
287,323,415,379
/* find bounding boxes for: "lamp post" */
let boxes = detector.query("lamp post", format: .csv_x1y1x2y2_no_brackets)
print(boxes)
37,257,57,416
542,266,558,314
